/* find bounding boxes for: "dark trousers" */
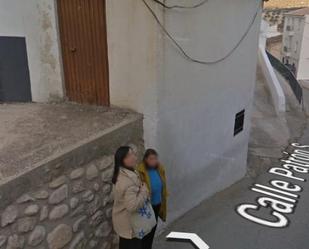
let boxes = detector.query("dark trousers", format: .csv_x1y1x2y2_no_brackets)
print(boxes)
142,204,161,249
119,237,142,249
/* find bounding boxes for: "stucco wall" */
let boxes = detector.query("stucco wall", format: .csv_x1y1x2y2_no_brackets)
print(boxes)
282,14,307,79
298,15,309,80
107,0,262,223
158,0,261,221
106,0,161,148
0,0,64,102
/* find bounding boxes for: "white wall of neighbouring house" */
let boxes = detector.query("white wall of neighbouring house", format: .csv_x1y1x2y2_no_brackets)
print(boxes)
282,14,307,78
0,0,64,102
259,20,286,114
107,0,262,224
298,15,309,80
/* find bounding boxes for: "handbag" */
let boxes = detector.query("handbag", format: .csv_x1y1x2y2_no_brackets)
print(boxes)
130,198,157,239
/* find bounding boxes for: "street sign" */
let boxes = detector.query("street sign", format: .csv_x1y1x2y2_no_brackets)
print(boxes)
166,232,210,249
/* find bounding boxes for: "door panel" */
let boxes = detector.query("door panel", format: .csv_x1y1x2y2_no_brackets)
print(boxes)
57,0,109,106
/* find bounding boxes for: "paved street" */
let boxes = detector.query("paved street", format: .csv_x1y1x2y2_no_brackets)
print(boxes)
154,123,309,249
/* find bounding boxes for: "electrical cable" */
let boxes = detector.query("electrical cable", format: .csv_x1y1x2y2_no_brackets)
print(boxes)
142,0,262,65
151,0,208,9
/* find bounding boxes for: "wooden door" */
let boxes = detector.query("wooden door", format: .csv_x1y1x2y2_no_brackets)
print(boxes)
57,0,109,106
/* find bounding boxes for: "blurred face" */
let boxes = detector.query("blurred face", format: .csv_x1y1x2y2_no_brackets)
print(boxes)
123,149,137,169
145,154,159,168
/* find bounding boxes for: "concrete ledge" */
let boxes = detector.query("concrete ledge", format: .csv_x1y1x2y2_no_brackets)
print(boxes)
258,46,286,114
0,114,143,208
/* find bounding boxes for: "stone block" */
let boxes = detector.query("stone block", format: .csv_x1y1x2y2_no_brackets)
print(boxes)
28,226,46,246
70,168,85,180
86,164,99,180
16,194,35,204
70,197,79,209
72,216,87,233
40,206,49,221
97,156,113,171
68,232,85,249
24,204,40,216
49,204,69,220
82,190,94,203
72,181,85,194
33,190,49,200
17,217,36,233
1,205,18,227
48,185,68,205
47,224,73,249
49,176,67,189
6,235,24,249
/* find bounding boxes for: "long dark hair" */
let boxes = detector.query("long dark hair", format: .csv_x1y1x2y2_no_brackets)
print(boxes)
143,148,159,168
112,146,131,184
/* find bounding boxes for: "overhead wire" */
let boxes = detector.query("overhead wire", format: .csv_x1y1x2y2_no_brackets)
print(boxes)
142,0,262,65
151,0,208,9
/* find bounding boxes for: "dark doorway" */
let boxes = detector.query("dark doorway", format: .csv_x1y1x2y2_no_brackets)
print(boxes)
57,0,110,106
0,37,32,102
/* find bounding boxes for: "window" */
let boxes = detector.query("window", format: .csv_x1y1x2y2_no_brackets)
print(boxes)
234,110,245,136
295,41,298,53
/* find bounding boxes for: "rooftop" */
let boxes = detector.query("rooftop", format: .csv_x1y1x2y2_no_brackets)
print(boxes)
0,103,139,183
285,7,309,16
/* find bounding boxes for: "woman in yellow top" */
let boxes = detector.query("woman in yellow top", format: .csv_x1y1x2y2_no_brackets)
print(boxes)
137,149,168,249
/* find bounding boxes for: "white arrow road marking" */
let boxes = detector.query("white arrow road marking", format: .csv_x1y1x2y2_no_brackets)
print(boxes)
166,232,210,249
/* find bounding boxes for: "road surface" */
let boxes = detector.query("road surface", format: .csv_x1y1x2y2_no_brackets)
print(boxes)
154,125,309,249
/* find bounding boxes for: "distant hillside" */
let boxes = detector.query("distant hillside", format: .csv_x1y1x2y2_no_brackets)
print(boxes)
265,0,309,9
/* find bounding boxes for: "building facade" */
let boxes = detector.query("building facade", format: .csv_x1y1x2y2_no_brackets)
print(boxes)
282,8,309,80
0,0,262,222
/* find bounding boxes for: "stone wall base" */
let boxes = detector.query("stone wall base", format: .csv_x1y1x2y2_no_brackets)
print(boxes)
0,115,144,249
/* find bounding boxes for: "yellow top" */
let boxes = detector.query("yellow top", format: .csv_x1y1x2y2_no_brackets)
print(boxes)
137,162,168,221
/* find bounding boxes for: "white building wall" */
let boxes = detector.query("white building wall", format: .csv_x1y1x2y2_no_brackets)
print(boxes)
0,0,64,102
283,16,297,65
282,16,290,62
292,17,305,71
158,0,261,221
106,0,161,148
108,0,262,223
298,15,309,80
282,14,309,80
